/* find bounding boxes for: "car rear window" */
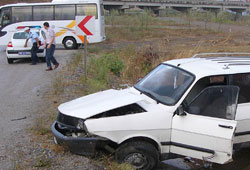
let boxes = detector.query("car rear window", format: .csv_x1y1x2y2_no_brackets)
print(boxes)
13,32,27,39
13,31,40,39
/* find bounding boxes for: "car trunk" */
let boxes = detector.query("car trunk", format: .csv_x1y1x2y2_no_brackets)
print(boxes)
12,39,32,51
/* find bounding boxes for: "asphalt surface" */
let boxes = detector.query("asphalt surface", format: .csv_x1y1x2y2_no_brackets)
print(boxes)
0,47,75,169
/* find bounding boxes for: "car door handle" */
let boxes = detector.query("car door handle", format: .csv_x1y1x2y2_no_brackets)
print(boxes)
218,124,233,129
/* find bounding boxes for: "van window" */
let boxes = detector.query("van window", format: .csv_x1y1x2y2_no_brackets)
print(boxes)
100,4,104,16
0,7,11,27
55,5,75,20
77,4,97,19
12,6,32,22
33,6,54,21
231,73,250,104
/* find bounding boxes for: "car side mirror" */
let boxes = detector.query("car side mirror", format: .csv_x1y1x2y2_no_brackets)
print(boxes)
176,105,186,116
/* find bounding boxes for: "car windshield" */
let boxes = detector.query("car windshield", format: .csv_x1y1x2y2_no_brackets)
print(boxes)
134,64,194,105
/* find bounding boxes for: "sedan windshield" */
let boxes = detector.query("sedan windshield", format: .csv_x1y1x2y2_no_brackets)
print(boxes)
134,64,194,105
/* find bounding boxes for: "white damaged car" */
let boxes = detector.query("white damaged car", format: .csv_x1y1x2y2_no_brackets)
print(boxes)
52,53,250,169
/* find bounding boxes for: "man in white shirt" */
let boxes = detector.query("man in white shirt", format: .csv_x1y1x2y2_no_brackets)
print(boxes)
43,22,59,71
24,27,41,65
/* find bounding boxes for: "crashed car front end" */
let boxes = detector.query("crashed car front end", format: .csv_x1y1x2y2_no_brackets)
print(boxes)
51,88,149,156
51,112,109,156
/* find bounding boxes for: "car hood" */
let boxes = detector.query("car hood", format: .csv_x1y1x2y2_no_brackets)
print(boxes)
58,88,144,119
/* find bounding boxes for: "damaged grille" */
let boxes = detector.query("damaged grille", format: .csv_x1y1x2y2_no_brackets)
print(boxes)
57,112,80,127
92,104,146,119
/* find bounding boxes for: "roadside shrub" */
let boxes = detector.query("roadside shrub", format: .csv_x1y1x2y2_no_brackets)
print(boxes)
106,54,124,76
87,53,124,82
215,11,235,23
88,56,109,82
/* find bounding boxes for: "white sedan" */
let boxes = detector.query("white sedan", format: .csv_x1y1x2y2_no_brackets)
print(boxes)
6,28,45,64
52,53,250,169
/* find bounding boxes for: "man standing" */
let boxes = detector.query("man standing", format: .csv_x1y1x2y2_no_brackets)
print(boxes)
43,22,59,71
24,27,40,65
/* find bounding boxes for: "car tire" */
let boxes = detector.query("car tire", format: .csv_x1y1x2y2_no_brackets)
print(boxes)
7,58,13,64
63,37,77,49
115,141,159,170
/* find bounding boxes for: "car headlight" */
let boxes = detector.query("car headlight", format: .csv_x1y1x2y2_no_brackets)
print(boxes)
76,119,85,130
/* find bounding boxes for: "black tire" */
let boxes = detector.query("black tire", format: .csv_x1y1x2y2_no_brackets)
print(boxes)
63,37,77,49
7,58,13,64
115,141,159,170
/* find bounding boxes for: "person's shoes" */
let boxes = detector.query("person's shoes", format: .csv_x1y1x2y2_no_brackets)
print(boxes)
30,63,36,65
54,63,59,69
46,67,53,71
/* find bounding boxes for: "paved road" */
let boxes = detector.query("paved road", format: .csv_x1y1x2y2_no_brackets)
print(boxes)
0,48,75,169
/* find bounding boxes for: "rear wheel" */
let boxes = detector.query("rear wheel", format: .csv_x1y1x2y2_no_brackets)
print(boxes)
115,141,159,170
63,37,77,49
7,58,13,64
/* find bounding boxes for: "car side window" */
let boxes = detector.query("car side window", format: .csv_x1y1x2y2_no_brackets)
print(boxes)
183,75,227,106
185,86,239,120
231,73,250,104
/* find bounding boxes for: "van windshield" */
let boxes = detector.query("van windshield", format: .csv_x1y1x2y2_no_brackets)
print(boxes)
0,7,11,28
134,64,194,105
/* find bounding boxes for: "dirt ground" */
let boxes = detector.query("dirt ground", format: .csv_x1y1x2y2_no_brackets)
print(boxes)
0,48,103,170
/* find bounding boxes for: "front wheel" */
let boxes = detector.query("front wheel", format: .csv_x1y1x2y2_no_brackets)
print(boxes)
115,141,159,170
63,37,77,49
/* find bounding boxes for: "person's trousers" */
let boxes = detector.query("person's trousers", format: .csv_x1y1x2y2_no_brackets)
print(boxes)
31,42,39,64
46,44,58,67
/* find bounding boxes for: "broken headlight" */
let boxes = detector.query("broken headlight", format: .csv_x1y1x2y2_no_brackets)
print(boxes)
77,119,85,130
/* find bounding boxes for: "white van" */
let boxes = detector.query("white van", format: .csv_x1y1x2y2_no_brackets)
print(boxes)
52,53,250,169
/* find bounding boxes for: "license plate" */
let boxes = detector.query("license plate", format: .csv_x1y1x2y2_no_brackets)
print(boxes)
19,52,31,55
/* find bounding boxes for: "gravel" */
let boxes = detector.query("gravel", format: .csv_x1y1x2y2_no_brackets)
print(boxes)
0,48,103,170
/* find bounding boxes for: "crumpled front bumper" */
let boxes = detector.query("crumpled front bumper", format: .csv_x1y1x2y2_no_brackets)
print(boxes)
51,121,108,156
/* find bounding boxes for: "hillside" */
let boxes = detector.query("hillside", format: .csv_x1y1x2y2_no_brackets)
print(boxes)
0,0,51,6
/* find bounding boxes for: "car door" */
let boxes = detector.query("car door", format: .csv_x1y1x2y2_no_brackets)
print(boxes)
230,73,250,146
170,86,239,164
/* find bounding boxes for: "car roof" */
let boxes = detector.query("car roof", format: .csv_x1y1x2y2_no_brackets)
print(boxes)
165,55,250,79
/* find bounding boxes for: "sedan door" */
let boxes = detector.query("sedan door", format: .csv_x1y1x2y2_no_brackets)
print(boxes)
170,86,239,164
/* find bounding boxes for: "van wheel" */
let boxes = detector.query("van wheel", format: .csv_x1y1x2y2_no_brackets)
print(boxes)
115,141,159,170
63,37,77,49
7,58,13,64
